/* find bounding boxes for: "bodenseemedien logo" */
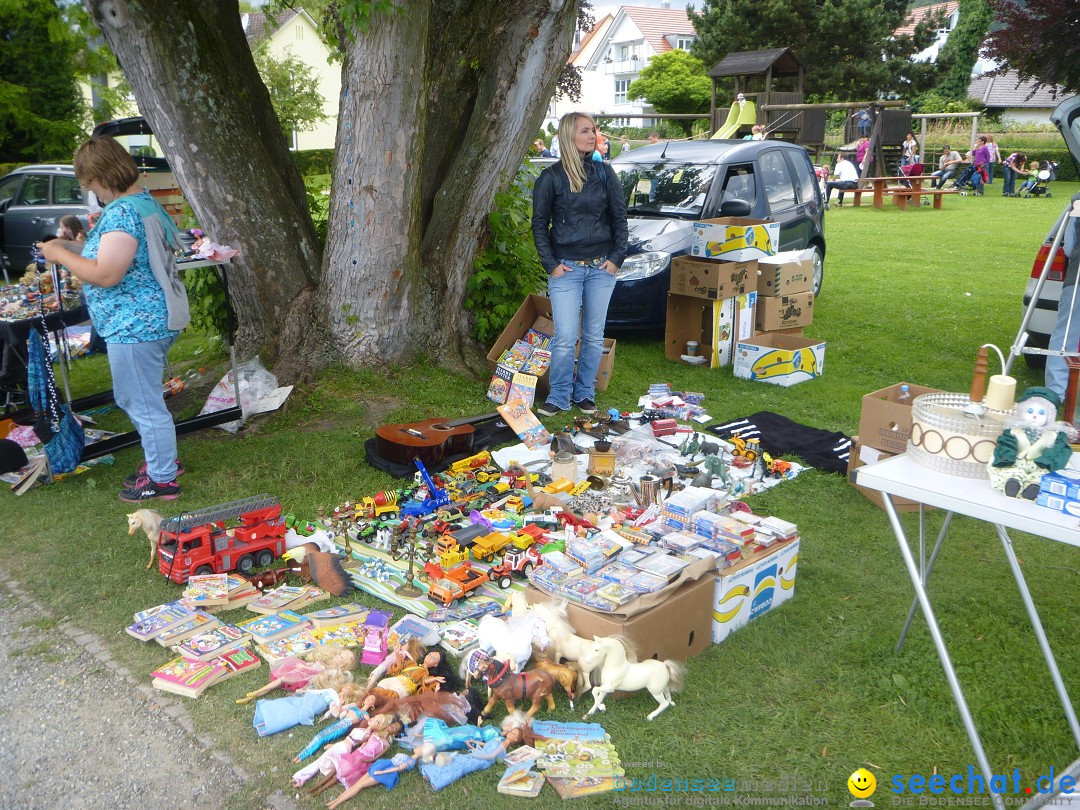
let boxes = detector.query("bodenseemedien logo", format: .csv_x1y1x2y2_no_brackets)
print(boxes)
849,768,878,807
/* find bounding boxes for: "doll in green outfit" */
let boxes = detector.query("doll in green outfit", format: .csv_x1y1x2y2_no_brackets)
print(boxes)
988,387,1074,499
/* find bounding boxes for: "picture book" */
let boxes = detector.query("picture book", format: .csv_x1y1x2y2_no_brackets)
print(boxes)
125,603,194,642
131,600,189,624
438,620,479,655
210,646,262,685
502,745,541,767
531,720,623,800
151,656,227,698
387,613,441,647
309,621,364,647
499,339,534,371
246,585,309,615
155,611,221,646
507,372,538,409
521,348,551,377
523,327,551,349
304,603,368,629
486,365,515,405
497,763,545,797
173,624,248,662
497,399,551,450
182,573,230,606
224,574,262,608
236,610,311,645
256,630,319,665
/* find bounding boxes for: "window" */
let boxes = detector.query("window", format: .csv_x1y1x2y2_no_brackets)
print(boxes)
15,175,50,206
760,151,797,210
721,164,757,206
54,176,82,205
0,174,23,209
615,162,718,217
789,153,818,204
619,44,630,61
295,25,304,40
614,79,630,105
676,37,695,50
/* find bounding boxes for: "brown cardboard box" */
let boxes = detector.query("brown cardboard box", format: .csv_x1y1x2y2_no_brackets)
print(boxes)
669,256,755,301
664,292,756,367
523,575,714,662
755,291,814,331
733,333,826,386
858,382,945,454
486,294,616,394
847,436,928,513
756,252,814,297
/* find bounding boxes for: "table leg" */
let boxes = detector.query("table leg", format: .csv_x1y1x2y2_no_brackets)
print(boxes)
994,524,1080,748
882,494,1006,810
873,182,884,209
896,511,954,652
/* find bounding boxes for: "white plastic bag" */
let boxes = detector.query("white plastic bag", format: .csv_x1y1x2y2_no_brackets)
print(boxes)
199,356,279,433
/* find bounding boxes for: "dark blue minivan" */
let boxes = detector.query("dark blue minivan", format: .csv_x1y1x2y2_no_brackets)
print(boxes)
603,139,826,329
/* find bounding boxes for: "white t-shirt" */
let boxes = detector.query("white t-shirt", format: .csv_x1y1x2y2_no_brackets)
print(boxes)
835,160,859,182
939,151,961,170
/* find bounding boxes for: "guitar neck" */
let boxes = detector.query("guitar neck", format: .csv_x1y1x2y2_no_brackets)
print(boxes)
441,412,501,429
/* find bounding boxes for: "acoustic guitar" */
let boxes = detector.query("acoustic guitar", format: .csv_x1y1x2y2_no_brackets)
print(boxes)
374,413,502,467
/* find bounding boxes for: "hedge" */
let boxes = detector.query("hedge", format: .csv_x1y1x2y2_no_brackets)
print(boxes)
291,148,334,177
916,144,1079,182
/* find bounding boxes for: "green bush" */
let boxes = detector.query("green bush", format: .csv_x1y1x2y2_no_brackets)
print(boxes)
0,162,28,177
291,148,334,176
465,162,547,345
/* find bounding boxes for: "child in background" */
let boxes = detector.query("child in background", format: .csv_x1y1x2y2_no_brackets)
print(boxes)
1018,160,1042,194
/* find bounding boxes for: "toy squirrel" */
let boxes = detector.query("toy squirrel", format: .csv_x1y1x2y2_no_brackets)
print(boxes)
988,387,1074,500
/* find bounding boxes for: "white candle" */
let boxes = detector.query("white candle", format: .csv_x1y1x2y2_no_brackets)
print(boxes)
985,374,1016,412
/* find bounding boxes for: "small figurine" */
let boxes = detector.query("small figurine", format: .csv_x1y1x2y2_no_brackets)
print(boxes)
467,649,557,722
360,611,392,666
988,387,1073,500
294,688,380,762
126,508,164,570
366,642,446,701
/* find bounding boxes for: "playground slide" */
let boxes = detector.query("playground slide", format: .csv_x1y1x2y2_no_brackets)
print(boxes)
711,100,757,139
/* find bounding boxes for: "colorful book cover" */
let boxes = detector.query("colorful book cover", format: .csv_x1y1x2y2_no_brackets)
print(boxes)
521,348,551,377
155,611,220,646
304,603,368,628
256,630,319,664
246,585,308,615
532,720,623,799
236,610,310,644
125,604,194,641
507,372,538,409
182,573,230,606
523,327,552,349
500,339,534,371
131,600,189,624
173,624,247,662
309,621,364,647
151,656,226,698
387,614,440,647
486,364,514,405
438,620,479,655
497,399,551,450
211,646,262,683
497,765,545,797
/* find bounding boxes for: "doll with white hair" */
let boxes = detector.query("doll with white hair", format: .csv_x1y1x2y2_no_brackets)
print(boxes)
988,387,1074,500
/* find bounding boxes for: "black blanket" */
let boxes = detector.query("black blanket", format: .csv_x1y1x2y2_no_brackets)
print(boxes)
707,411,853,475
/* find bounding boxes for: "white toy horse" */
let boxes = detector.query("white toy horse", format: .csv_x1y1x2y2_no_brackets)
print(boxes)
579,636,685,721
475,609,550,674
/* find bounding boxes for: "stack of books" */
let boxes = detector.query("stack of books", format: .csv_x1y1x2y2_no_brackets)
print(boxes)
171,624,248,662
151,647,261,698
246,585,326,615
155,611,221,647
236,610,311,646
126,602,197,642
303,603,368,629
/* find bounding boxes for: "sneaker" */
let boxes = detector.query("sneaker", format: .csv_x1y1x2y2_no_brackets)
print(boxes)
119,475,181,503
573,398,597,415
536,401,564,418
123,460,184,488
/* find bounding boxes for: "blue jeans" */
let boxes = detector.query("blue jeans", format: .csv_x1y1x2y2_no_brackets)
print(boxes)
1002,165,1019,195
930,169,954,189
986,162,995,184
1047,283,1080,400
108,337,178,483
546,260,617,408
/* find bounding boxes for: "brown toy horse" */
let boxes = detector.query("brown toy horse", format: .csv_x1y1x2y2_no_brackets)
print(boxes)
470,652,556,722
533,658,580,710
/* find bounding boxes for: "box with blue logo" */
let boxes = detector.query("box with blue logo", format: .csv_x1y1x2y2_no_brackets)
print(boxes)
711,538,799,644
1036,469,1080,516
691,217,780,262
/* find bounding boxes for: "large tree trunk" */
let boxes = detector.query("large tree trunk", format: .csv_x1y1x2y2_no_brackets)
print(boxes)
86,0,325,380
324,0,579,368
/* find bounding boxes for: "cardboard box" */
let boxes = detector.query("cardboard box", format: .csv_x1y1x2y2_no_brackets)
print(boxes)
486,294,616,395
523,575,714,662
846,436,926,513
757,250,814,297
669,256,755,301
755,292,814,332
858,382,945,454
733,333,826,387
691,217,780,262
664,292,756,367
712,538,799,644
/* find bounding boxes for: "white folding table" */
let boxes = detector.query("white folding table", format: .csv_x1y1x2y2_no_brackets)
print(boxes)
853,454,1080,810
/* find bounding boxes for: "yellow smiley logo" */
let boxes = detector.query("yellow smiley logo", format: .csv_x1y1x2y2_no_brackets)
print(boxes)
848,768,877,799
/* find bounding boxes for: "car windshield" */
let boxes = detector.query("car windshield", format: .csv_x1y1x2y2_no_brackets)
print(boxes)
615,161,718,218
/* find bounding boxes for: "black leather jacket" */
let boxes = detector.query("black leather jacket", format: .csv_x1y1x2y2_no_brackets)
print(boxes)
531,156,629,274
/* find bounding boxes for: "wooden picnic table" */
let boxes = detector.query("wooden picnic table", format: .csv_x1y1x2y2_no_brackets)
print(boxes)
861,176,927,209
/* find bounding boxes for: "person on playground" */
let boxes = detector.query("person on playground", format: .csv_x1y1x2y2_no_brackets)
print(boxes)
825,153,859,208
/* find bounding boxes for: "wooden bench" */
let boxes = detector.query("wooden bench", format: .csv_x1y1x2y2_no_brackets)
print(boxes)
883,189,960,210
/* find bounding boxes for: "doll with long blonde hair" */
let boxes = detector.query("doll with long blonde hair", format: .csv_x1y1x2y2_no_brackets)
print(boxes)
237,646,358,704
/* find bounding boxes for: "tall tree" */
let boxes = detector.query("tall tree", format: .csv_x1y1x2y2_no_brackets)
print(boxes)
251,43,327,141
628,49,710,133
983,0,1080,94
0,0,84,162
689,0,948,101
932,0,993,101
85,0,579,381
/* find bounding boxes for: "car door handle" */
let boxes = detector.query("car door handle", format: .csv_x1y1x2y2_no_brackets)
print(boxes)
31,217,43,224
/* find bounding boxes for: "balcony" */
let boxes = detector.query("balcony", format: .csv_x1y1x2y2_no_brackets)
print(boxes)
603,57,646,76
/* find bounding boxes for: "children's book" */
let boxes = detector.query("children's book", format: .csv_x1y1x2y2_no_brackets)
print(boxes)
438,619,480,655
236,610,311,645
523,327,551,349
286,586,328,613
155,611,221,647
521,348,551,377
499,339,534,371
246,585,309,615
309,621,364,647
210,646,262,686
497,399,551,450
531,720,623,800
497,763,545,797
125,603,194,642
151,656,227,698
502,745,541,767
486,364,515,405
131,600,190,624
173,624,248,662
507,372,538,409
256,630,319,665
304,603,368,629
388,613,441,647
182,573,230,606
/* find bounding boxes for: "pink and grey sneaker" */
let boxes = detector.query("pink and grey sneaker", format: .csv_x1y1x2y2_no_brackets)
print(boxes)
123,460,184,489
119,475,181,503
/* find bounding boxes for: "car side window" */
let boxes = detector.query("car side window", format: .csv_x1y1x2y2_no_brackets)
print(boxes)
760,150,797,211
0,175,23,210
789,153,819,204
720,164,756,205
54,175,82,205
15,175,50,206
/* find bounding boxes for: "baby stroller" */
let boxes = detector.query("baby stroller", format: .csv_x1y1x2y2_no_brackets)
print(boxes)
1023,161,1058,198
949,163,984,195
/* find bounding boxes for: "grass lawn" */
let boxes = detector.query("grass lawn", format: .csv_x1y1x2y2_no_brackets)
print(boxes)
3,184,1079,809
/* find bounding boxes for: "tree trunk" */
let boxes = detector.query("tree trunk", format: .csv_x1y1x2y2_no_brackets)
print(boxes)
325,0,579,368
85,0,325,380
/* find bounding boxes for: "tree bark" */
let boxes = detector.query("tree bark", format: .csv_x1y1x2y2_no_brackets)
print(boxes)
85,0,325,380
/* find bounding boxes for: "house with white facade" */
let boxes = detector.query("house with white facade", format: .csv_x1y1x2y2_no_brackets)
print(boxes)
894,1,960,63
546,5,698,129
967,70,1067,126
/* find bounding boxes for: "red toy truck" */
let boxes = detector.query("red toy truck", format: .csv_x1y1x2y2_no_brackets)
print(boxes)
157,495,288,583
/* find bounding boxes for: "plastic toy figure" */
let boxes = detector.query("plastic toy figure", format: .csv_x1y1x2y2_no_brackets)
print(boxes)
367,640,446,700
988,387,1074,500
324,746,433,808
294,689,379,762
237,647,359,705
292,714,394,791
360,611,392,666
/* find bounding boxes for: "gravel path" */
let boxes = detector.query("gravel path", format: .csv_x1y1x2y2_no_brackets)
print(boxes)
0,571,297,810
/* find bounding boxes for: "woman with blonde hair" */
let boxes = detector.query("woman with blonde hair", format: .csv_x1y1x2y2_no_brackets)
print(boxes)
530,112,627,418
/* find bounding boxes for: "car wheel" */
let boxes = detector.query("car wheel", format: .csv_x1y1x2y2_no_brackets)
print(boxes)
810,243,825,297
498,576,512,589
522,562,534,575
194,565,215,576
1023,332,1049,370
236,554,255,574
255,549,274,567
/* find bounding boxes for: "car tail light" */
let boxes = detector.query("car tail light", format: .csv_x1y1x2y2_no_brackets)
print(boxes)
1031,243,1067,282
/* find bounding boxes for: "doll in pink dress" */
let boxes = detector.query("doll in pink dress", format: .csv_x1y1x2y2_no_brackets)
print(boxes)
304,715,398,797
237,647,358,704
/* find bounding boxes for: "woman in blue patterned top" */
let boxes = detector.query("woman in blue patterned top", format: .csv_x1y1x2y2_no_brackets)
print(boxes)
40,137,189,502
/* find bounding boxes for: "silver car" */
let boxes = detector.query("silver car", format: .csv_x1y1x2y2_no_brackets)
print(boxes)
1020,96,1080,369
0,165,100,276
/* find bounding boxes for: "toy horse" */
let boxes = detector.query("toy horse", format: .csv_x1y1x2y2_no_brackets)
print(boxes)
468,651,556,722
532,656,580,710
126,509,164,570
579,636,685,721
